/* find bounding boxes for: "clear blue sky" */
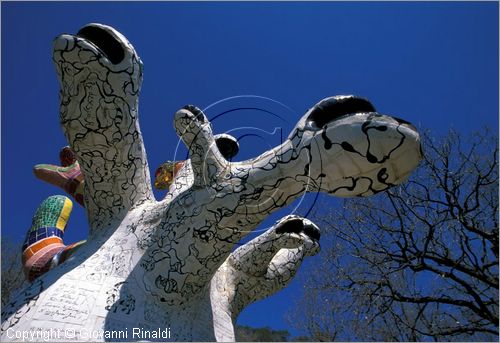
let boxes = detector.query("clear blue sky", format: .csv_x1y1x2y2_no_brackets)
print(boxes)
1,1,498,337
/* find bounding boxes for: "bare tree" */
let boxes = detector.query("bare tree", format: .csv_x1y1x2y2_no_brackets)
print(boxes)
289,129,498,341
1,236,26,314
235,325,291,341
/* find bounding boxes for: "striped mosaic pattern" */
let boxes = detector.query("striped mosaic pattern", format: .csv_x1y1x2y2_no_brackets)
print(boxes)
22,195,73,281
22,227,64,251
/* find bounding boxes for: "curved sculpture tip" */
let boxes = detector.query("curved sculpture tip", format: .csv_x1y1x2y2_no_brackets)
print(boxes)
53,22,152,232
174,105,227,188
214,134,240,160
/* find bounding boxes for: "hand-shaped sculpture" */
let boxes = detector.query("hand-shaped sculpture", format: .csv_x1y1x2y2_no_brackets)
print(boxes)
1,23,421,342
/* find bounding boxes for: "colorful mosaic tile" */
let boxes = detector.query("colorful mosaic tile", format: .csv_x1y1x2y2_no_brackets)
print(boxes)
22,195,73,281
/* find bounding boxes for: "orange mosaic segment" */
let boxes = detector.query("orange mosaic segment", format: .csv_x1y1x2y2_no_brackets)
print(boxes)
22,237,64,263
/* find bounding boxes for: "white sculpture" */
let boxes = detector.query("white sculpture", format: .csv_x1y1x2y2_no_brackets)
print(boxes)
1,23,422,341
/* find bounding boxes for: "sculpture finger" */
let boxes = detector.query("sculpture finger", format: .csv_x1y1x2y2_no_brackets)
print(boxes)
22,196,73,281
33,163,85,206
53,23,153,232
274,215,321,256
256,218,321,298
229,215,320,277
212,215,321,326
236,243,316,308
266,248,308,281
174,105,226,187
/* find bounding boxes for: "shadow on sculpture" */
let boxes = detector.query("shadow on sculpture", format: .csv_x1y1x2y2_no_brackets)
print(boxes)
1,23,422,342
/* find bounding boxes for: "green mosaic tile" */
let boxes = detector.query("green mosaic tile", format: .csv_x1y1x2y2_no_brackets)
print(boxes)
29,195,67,232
